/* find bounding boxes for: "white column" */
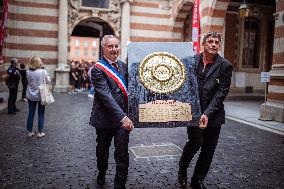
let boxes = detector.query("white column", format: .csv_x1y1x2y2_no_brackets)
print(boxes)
58,0,68,68
54,0,70,92
120,0,132,61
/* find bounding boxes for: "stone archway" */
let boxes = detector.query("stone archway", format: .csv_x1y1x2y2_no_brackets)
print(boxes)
72,17,114,37
172,1,193,42
70,16,118,38
199,0,230,37
68,0,132,61
69,17,115,62
67,0,124,63
68,0,122,38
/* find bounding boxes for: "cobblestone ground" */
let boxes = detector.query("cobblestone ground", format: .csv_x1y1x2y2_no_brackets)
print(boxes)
0,93,283,189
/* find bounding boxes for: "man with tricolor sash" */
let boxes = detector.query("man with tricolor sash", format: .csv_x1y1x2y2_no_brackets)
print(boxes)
89,35,134,189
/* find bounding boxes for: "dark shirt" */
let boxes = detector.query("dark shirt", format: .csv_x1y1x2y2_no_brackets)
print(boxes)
78,67,84,76
70,68,78,77
197,54,214,111
6,65,20,88
19,69,28,85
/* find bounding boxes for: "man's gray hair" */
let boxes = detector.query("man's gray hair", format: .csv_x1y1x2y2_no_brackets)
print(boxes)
202,31,222,43
10,58,18,64
101,35,119,48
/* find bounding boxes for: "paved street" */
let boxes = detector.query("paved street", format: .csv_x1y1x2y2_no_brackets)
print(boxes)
0,93,283,189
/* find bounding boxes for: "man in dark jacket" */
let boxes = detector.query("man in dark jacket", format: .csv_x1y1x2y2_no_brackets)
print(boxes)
6,58,20,114
89,35,133,189
19,63,28,101
178,31,233,189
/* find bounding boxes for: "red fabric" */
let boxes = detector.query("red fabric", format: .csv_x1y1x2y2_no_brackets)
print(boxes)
192,0,200,53
95,63,128,101
0,0,8,58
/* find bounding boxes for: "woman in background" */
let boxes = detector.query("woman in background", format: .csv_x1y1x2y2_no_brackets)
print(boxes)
26,57,51,138
69,61,78,92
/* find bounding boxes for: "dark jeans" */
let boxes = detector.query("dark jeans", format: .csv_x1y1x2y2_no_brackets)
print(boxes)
8,87,18,113
179,125,221,182
22,84,27,99
96,127,130,189
27,100,45,132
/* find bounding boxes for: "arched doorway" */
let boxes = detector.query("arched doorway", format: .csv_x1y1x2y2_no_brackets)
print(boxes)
70,17,115,62
172,2,193,42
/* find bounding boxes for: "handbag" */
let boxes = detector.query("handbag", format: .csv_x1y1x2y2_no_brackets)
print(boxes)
39,71,54,105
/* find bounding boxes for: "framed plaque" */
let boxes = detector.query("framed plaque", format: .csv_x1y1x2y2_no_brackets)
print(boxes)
128,42,201,128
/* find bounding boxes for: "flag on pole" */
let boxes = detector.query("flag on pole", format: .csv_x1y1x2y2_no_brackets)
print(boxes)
0,0,8,58
192,0,200,53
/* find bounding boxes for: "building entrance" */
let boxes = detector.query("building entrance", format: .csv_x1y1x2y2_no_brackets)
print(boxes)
70,18,114,62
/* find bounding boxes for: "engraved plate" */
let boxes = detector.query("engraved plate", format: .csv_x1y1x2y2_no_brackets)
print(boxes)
139,52,186,94
139,100,192,122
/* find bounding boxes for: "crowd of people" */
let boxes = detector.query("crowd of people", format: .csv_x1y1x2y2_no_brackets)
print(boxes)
69,60,95,98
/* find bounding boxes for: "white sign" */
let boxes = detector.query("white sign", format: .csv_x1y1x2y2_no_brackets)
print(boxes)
261,72,270,83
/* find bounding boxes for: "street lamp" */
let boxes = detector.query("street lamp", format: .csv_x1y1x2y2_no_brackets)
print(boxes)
239,0,249,18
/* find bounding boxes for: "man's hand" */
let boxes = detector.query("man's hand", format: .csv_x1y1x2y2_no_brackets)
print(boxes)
198,114,208,129
121,117,134,131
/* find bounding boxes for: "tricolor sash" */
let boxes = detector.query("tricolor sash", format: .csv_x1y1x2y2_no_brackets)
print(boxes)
95,59,128,100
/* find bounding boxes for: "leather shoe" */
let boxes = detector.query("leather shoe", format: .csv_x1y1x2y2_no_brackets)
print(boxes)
190,180,207,189
178,170,187,188
8,112,16,114
97,172,105,185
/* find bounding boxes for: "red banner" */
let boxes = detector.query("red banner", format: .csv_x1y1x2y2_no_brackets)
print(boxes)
192,0,200,53
0,0,8,59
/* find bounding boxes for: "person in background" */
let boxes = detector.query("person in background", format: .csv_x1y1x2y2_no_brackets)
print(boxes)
6,58,20,114
87,61,96,98
83,61,90,91
69,61,78,93
75,61,81,90
19,63,28,101
26,57,51,138
77,62,85,91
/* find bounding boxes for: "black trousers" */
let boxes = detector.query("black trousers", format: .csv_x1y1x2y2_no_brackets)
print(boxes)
96,127,130,189
179,125,221,182
8,87,18,113
22,84,27,99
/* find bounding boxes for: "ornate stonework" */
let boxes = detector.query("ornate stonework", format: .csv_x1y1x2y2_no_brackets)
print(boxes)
70,0,80,9
68,0,122,37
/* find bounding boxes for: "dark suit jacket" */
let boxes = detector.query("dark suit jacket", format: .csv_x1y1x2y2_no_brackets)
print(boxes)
196,53,233,127
89,58,128,128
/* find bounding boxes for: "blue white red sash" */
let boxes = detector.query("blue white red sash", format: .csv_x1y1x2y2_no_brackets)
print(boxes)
95,59,128,100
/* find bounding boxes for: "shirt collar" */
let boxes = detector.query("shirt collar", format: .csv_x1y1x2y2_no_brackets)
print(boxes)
103,56,118,65
201,53,215,64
